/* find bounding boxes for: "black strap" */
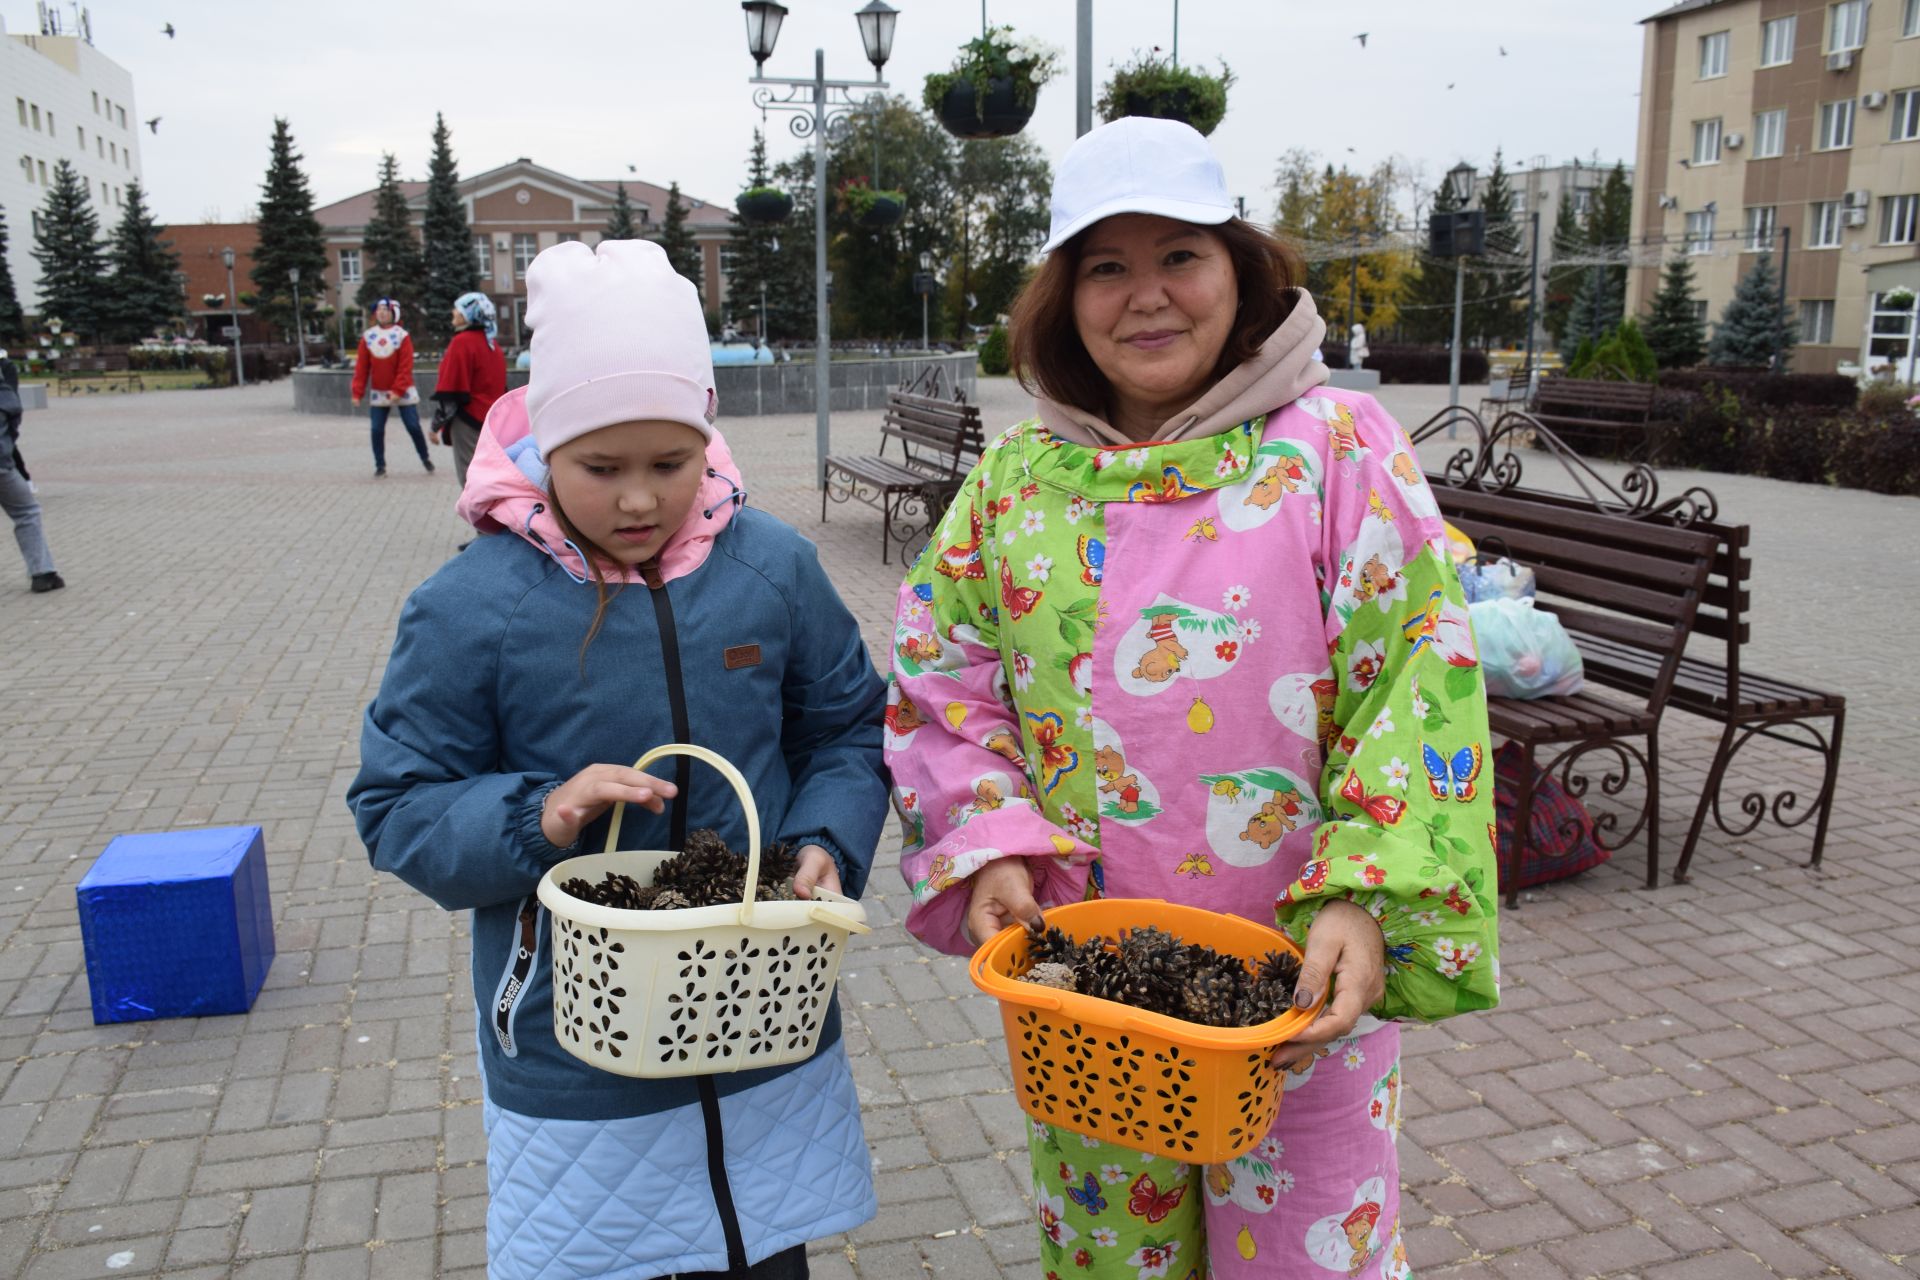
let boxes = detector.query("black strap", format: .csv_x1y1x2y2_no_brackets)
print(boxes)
696,1076,750,1272
646,569,693,850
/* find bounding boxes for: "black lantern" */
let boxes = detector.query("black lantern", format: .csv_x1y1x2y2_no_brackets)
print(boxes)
855,1,898,73
1446,162,1478,207
741,1,788,72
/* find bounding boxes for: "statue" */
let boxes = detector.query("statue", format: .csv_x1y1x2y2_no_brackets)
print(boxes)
1348,323,1370,370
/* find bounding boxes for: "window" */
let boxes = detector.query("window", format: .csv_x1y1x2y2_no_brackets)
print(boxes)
36,159,45,183
1818,99,1855,150
1800,299,1835,344
1753,108,1787,157
14,98,24,126
1570,188,1594,217
337,248,362,284
1686,210,1717,254
30,105,40,130
1894,90,1920,140
1744,205,1777,251
1700,30,1730,77
46,111,52,135
1882,194,1920,243
30,211,40,237
1869,290,1919,363
513,232,538,277
116,106,126,128
473,235,491,279
556,232,579,243
1810,200,1845,246
123,150,130,169
18,155,29,181
1829,0,1867,51
91,91,98,113
1691,299,1710,329
1762,14,1798,64
76,126,83,146
1908,0,1920,35
1692,117,1723,164
96,137,102,158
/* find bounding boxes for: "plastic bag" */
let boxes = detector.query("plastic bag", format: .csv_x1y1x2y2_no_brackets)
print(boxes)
1458,556,1536,604
1469,597,1584,699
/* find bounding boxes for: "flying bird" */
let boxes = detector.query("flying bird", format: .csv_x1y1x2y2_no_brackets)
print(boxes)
1499,45,1508,56
161,22,175,37
1446,83,1456,90
145,116,161,133
627,164,636,173
1353,32,1368,47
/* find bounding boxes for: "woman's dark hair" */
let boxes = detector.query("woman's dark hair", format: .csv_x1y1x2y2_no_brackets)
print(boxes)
1007,218,1306,421
546,487,626,665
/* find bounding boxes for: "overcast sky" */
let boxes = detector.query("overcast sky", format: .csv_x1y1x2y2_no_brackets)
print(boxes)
23,0,1647,226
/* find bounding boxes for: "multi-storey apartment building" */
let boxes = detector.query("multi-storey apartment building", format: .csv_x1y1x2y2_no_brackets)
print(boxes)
2,8,142,315
1474,158,1634,348
313,159,733,348
1633,0,1920,373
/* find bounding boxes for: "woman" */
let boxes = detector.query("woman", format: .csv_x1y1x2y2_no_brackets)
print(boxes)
431,291,507,487
351,297,433,478
0,347,63,593
886,118,1499,1278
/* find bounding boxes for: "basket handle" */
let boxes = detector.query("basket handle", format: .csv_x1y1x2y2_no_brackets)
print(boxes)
603,744,764,925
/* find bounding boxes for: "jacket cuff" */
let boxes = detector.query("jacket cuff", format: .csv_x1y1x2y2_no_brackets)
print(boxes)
782,830,854,894
517,781,580,868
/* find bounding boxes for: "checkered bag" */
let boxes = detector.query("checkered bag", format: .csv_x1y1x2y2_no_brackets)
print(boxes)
1492,742,1610,891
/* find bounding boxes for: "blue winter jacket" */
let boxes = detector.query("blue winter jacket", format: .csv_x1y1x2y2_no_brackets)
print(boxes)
347,509,888,1121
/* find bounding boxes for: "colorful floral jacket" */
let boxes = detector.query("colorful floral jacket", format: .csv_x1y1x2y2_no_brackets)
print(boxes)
886,390,1500,1022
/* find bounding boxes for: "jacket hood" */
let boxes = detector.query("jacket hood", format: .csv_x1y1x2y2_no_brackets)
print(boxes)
1035,287,1329,447
455,385,747,585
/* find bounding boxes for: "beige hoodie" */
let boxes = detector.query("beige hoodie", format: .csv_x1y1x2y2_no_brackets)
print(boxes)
1034,287,1331,447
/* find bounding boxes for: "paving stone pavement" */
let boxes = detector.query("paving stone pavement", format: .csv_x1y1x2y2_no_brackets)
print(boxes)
0,377,1915,1280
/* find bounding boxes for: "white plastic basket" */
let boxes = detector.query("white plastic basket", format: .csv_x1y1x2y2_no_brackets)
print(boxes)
535,744,869,1078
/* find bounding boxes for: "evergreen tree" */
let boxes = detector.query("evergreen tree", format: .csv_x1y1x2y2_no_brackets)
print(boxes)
251,118,329,339
419,113,476,348
657,182,703,302
1398,175,1463,344
605,182,640,241
725,130,788,339
1642,254,1706,369
30,160,108,339
356,153,426,317
1468,150,1522,347
1708,253,1796,368
1541,192,1585,344
102,180,184,341
1562,262,1623,354
768,153,818,340
0,205,25,341
1563,161,1634,355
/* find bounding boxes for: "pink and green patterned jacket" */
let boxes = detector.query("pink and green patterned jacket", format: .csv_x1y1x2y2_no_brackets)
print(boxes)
885,389,1500,1023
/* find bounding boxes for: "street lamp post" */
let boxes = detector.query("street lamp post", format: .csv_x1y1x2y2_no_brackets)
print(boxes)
288,267,307,369
918,250,934,350
742,0,898,487
1445,162,1477,410
221,246,245,387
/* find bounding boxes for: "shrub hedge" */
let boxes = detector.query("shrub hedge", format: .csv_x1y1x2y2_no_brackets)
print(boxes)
1319,343,1489,386
1643,387,1920,494
1656,368,1857,409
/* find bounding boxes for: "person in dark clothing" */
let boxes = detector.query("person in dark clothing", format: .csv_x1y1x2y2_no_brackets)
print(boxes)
0,350,62,593
431,292,507,488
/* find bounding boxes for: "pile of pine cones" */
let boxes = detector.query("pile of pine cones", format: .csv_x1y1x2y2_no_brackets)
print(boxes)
559,829,803,911
1016,922,1301,1029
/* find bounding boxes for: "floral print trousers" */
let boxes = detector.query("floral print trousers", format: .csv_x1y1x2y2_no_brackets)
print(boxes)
1027,1022,1410,1280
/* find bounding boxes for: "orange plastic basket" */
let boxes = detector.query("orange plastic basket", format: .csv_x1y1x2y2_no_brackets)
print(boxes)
970,898,1324,1165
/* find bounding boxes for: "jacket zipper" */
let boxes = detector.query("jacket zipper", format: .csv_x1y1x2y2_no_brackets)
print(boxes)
643,561,748,1271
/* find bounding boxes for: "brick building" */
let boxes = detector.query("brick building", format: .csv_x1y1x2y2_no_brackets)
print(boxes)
158,223,278,345
312,158,734,348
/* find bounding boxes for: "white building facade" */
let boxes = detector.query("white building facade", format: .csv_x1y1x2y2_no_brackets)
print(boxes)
1,9,142,314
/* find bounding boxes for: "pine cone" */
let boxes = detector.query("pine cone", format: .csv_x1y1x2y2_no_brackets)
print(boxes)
1073,943,1129,1004
1239,949,1302,1027
1024,921,1079,968
1117,927,1191,1019
1019,961,1077,991
651,889,693,911
1179,968,1243,1027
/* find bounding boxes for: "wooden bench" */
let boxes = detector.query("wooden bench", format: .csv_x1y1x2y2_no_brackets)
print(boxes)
1432,484,1719,906
822,374,984,565
1529,377,1665,461
55,357,145,395
1413,407,1847,886
1478,363,1538,421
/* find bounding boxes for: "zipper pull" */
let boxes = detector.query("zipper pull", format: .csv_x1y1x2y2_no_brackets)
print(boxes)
640,559,665,590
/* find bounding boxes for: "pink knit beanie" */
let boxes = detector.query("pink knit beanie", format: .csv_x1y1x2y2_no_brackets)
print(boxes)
525,239,717,456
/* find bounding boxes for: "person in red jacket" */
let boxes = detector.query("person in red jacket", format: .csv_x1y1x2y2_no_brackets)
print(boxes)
431,292,508,487
351,297,433,478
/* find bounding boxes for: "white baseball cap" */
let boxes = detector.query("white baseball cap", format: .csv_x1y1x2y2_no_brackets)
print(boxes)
1042,116,1235,253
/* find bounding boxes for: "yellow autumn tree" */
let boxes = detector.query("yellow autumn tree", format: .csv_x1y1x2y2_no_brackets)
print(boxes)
1269,150,1410,337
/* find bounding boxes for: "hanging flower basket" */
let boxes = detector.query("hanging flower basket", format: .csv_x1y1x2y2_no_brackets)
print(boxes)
924,25,1061,140
736,186,794,226
838,177,907,230
1883,286,1916,310
1097,53,1234,137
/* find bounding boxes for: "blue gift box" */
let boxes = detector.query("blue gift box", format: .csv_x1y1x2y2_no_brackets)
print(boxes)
76,825,275,1024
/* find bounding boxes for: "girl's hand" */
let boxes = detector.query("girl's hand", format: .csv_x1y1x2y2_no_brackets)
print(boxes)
540,764,677,849
1272,898,1387,1071
963,857,1043,948
790,845,842,899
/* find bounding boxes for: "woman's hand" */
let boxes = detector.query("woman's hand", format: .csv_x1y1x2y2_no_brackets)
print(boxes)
351,396,363,409
1272,898,1387,1071
791,845,842,900
539,764,678,849
963,857,1043,948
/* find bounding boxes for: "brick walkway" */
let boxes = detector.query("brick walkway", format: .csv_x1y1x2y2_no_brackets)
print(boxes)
0,379,1914,1279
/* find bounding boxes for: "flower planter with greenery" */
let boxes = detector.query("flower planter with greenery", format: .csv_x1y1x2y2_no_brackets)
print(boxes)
735,186,794,226
1097,53,1233,136
924,25,1062,140
839,177,907,230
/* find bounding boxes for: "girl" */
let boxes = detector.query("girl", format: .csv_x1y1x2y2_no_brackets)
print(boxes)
351,296,433,477
349,240,887,1279
430,291,507,487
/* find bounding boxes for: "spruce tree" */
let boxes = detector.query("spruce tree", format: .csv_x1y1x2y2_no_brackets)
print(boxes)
1708,253,1796,368
1541,192,1585,345
1562,262,1623,354
726,130,785,339
419,114,475,347
657,182,703,303
102,180,184,341
0,205,25,341
251,118,329,339
1642,254,1706,369
605,183,639,240
1468,150,1522,347
1399,175,1463,344
356,153,426,317
30,160,109,339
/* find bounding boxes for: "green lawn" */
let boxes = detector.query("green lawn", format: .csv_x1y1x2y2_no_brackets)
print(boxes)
51,370,218,394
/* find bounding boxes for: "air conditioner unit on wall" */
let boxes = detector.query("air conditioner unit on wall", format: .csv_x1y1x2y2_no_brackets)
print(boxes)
1725,132,1745,149
1827,49,1855,71
494,236,511,252
1659,194,1680,210
1863,90,1890,109
1843,207,1869,227
1844,188,1873,208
